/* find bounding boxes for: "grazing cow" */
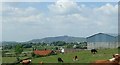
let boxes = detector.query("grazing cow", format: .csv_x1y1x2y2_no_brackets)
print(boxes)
73,56,79,61
39,61,43,64
61,48,64,54
91,54,120,65
91,49,97,54
21,59,31,65
58,57,64,63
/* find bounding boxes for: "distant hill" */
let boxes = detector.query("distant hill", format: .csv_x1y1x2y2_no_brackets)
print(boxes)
28,35,86,43
2,41,18,46
2,33,118,44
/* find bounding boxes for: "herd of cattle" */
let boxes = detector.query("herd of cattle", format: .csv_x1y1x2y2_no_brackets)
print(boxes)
18,49,120,65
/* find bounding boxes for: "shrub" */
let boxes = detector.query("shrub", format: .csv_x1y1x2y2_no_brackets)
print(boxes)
31,52,36,57
118,46,120,49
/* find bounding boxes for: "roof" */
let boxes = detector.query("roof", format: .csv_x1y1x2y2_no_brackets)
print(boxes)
105,33,118,37
87,33,117,39
86,33,117,42
34,50,52,56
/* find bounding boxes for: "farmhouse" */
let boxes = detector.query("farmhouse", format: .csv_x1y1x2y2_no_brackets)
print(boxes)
87,33,118,49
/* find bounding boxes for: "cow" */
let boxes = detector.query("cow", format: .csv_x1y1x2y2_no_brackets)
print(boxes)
91,49,97,54
58,57,64,63
91,54,120,65
73,56,79,61
20,59,31,65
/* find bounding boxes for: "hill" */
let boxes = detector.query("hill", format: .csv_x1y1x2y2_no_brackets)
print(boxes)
28,35,86,43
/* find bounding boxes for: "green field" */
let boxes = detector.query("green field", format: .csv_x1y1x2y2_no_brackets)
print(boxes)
2,48,119,63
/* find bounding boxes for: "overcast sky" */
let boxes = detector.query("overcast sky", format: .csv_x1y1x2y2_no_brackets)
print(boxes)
1,0,118,42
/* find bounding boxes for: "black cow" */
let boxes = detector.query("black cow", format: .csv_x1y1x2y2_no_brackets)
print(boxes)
58,57,64,63
91,49,97,54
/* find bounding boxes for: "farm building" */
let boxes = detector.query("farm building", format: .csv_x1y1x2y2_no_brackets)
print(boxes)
34,50,55,56
87,33,118,49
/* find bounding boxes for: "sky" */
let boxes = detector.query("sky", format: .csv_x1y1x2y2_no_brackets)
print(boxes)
1,0,118,42
1,0,120,2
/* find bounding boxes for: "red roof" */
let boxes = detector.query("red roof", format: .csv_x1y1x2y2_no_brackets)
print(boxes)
34,50,52,56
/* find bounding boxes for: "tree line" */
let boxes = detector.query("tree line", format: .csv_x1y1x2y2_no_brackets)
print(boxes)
2,41,87,50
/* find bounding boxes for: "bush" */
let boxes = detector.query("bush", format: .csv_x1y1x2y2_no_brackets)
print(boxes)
67,45,73,48
118,46,120,49
55,47,59,50
34,54,40,58
31,52,36,57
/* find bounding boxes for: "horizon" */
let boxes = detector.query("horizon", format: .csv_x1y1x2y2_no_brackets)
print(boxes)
2,32,118,42
2,1,118,42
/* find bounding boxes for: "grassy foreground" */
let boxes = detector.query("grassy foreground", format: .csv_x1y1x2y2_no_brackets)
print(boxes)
2,48,119,63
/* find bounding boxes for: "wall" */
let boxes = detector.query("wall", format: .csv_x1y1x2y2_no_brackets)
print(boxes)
87,42,118,49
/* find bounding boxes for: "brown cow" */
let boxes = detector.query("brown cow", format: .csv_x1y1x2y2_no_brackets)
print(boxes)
21,59,31,65
91,54,120,65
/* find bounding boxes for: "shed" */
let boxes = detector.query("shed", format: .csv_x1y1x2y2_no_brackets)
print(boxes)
87,33,118,49
34,50,52,56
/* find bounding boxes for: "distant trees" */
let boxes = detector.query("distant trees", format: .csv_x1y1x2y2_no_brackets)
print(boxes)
75,42,87,49
15,44,23,55
22,44,32,48
3,45,13,49
41,42,47,46
66,44,74,48
14,44,23,61
66,42,87,49
50,41,87,49
51,41,67,46
3,41,87,52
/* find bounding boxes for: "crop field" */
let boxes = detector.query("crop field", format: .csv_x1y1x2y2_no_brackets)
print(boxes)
2,48,119,64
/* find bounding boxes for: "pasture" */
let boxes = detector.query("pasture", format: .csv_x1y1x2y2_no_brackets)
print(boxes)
2,48,119,63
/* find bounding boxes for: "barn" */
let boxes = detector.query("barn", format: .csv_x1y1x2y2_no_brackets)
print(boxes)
87,33,118,49
34,50,54,56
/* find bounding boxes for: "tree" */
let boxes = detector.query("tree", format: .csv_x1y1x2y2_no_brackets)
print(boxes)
55,47,59,50
3,45,12,49
67,44,73,48
31,52,36,57
15,44,23,56
22,44,32,48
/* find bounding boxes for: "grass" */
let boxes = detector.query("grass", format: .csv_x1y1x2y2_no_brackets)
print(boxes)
2,48,119,63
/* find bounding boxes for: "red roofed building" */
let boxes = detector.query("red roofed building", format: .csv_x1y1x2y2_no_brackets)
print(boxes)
34,50,53,56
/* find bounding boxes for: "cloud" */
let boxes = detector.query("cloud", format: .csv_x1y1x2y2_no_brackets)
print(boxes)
2,2,118,41
93,3,118,26
48,0,80,15
94,3,118,16
2,4,44,24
